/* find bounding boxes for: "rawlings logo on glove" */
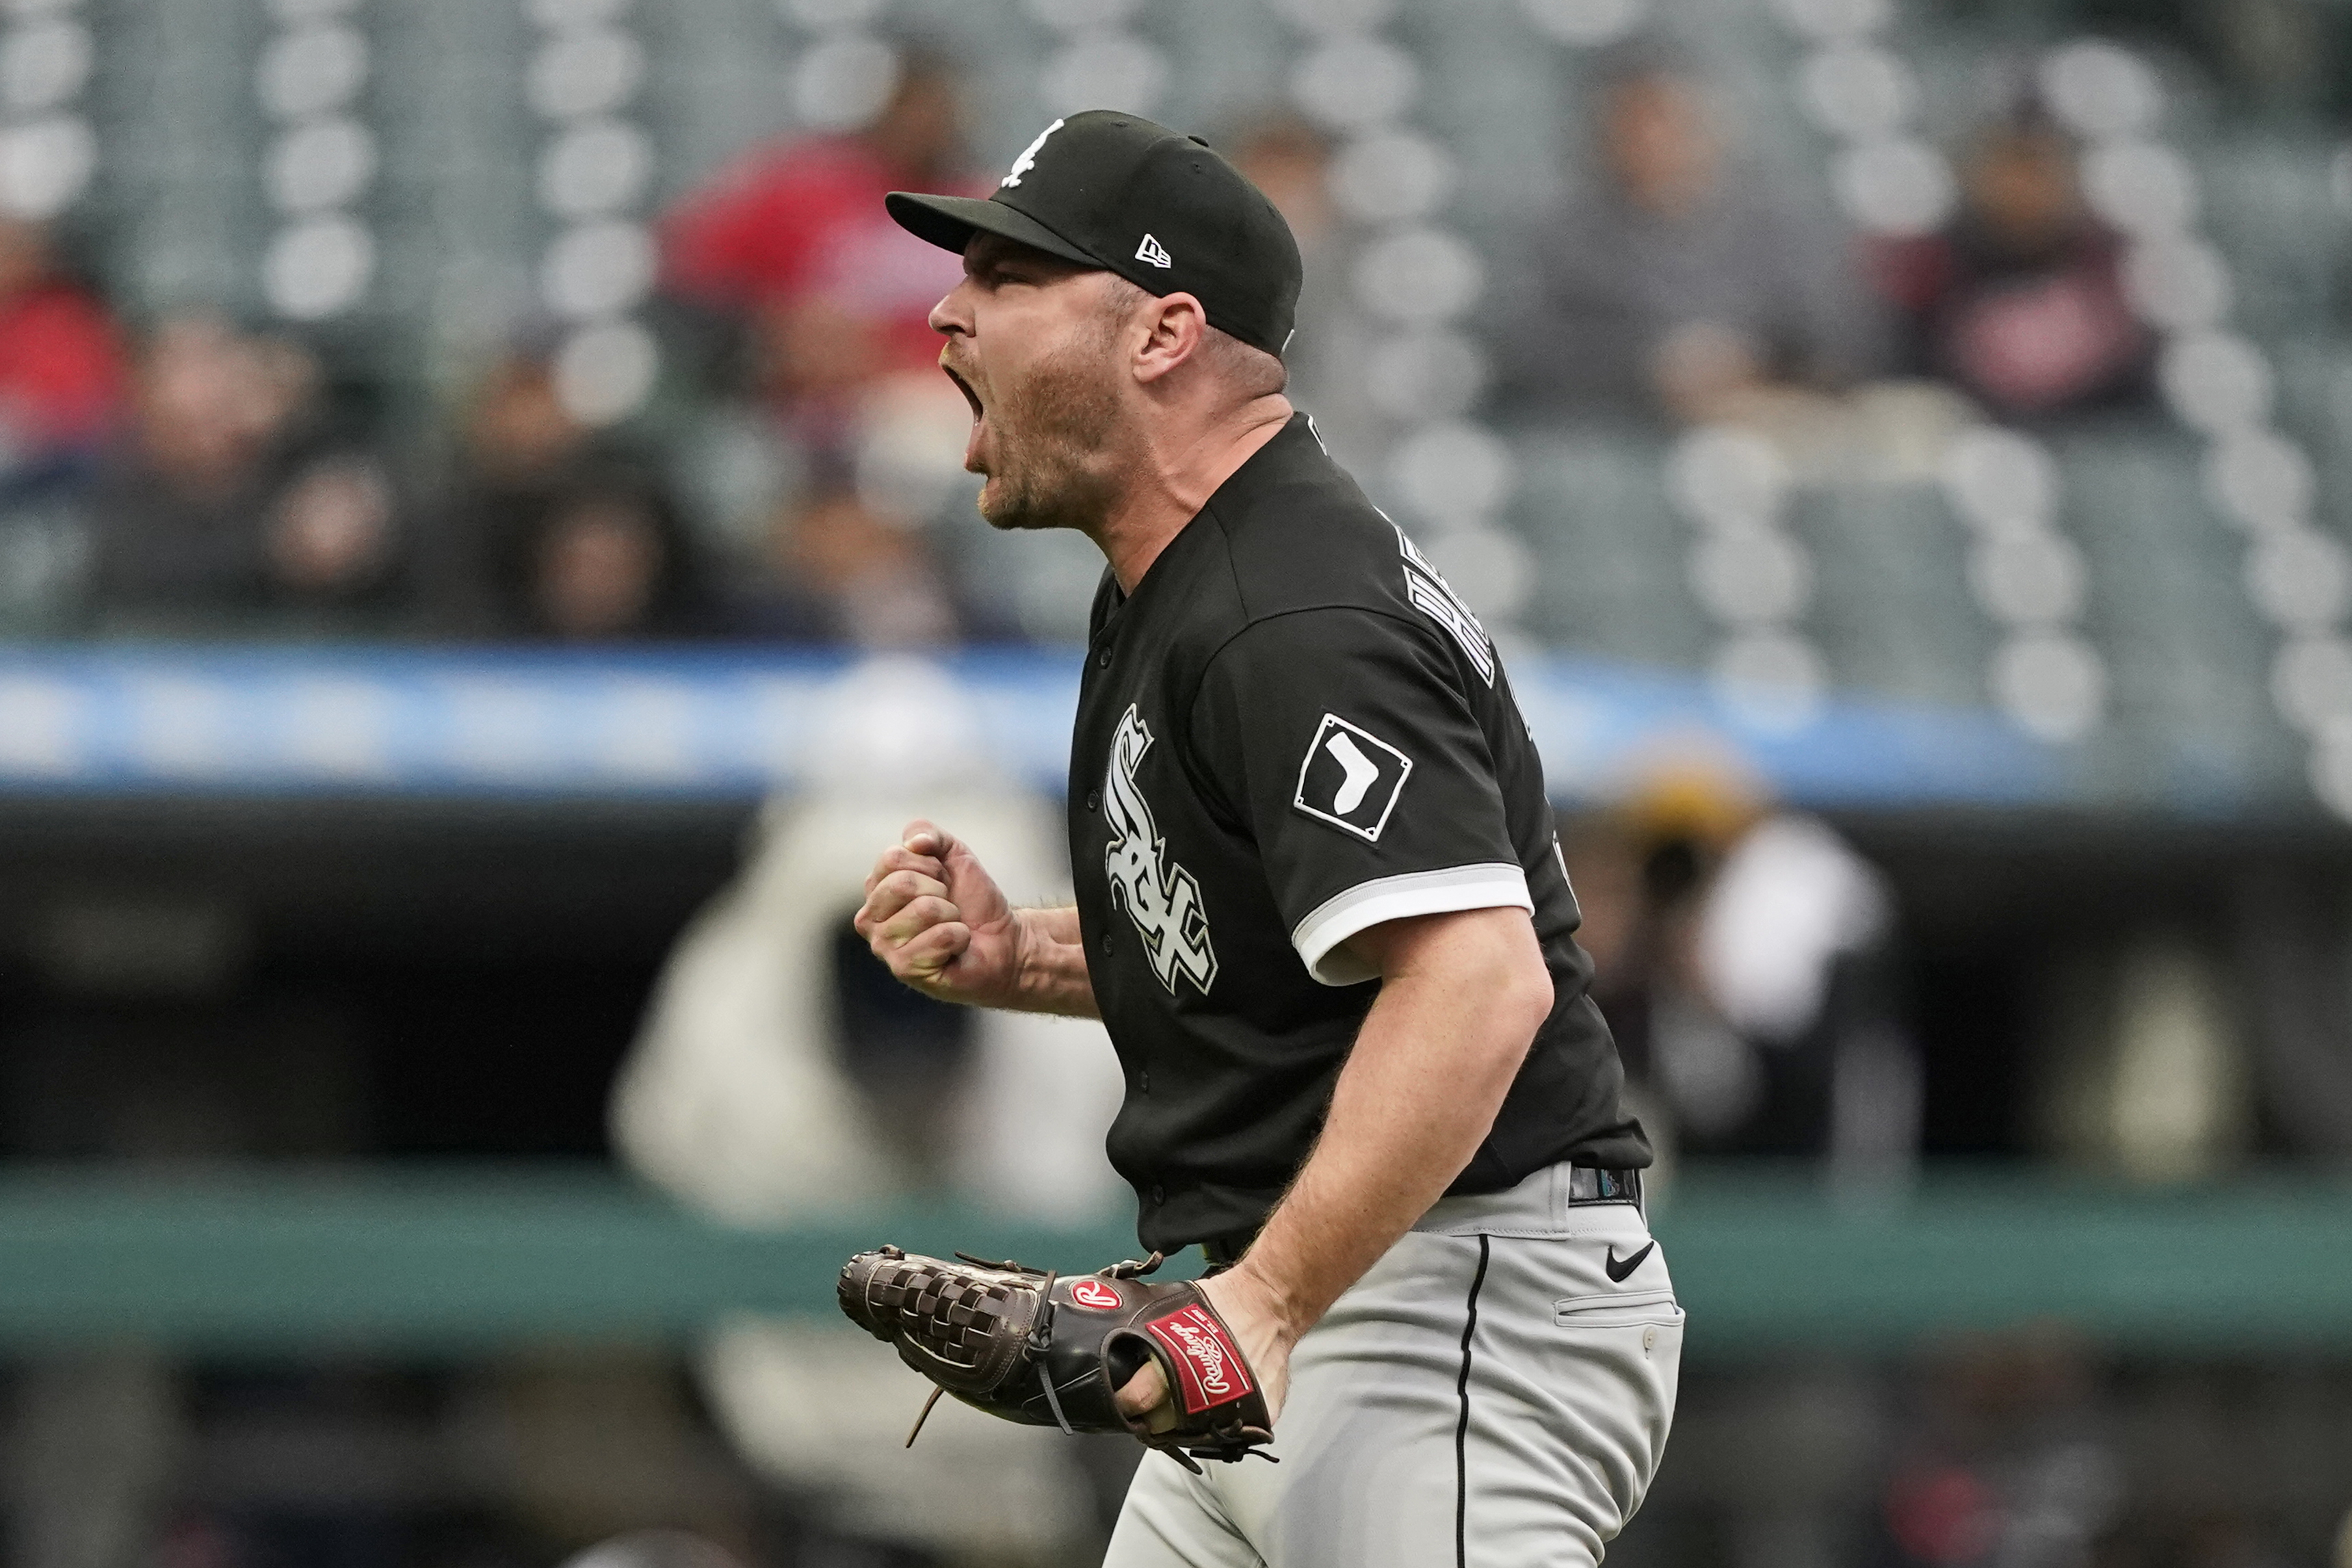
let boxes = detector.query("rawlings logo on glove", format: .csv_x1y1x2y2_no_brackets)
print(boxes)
1148,1303,1253,1411
1070,1278,1124,1309
837,1245,1275,1473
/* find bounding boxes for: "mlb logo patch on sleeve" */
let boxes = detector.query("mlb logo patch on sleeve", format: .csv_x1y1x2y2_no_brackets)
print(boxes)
1293,714,1412,842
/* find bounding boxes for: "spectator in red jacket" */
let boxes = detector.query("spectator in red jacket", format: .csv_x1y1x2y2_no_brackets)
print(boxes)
1870,114,2151,421
0,218,126,472
659,51,973,438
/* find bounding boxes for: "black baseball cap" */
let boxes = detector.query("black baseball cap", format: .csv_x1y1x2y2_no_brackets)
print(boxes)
885,109,1303,358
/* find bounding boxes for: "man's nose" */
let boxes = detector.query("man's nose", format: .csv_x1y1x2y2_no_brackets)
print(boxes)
929,280,974,337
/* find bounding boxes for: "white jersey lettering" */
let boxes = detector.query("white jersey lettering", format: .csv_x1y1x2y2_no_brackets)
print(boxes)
1103,705,1218,995
1395,524,1497,686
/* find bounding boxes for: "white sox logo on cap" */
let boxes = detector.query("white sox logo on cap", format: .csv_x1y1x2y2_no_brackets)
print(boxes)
999,117,1064,189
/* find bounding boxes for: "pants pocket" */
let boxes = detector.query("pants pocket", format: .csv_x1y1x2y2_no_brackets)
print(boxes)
1552,1287,1684,1329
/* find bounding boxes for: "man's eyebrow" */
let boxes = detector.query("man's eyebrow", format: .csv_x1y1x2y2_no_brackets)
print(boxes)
964,244,1015,280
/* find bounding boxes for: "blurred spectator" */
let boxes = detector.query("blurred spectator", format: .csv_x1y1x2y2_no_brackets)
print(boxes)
659,49,972,439
1868,1332,2125,1568
1869,114,2151,421
2034,928,2250,1181
0,218,126,480
422,342,575,634
1230,115,1336,252
458,336,597,493
729,482,958,647
1491,50,1882,425
84,316,402,632
1227,116,1381,459
430,341,707,641
1576,758,1918,1173
500,476,701,641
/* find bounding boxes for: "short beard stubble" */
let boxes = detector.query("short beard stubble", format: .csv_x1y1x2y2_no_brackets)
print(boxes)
972,313,1128,534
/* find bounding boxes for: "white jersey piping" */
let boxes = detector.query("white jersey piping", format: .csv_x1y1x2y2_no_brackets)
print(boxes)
1290,862,1534,986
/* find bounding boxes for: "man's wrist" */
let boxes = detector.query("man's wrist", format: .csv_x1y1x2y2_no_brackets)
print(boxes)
1223,1257,1312,1344
1003,906,1043,1009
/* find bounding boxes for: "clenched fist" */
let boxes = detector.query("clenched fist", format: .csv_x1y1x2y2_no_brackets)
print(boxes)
852,820,1028,1008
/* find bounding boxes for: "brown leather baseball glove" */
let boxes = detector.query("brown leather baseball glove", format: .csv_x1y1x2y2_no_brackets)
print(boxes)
837,1246,1275,1473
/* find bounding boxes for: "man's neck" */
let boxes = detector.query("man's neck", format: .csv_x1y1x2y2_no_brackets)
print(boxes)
1093,396,1294,594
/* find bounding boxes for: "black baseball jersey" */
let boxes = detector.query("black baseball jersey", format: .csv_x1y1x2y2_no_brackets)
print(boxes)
1067,414,1650,1254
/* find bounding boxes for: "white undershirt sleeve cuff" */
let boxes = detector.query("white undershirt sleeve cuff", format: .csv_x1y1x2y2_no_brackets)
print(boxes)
1290,862,1534,987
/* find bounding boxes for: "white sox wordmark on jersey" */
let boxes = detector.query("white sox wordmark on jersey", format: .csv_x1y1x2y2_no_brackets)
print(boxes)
1105,703,1219,997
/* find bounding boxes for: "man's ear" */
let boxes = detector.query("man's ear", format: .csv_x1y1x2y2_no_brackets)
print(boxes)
1132,291,1207,384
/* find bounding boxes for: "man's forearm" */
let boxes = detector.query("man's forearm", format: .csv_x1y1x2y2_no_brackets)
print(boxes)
1227,915,1550,1335
1005,905,1101,1019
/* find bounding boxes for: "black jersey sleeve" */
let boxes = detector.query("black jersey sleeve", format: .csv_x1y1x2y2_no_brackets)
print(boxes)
1188,606,1532,987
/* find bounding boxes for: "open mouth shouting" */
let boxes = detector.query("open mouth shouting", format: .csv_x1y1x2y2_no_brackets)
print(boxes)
941,355,987,473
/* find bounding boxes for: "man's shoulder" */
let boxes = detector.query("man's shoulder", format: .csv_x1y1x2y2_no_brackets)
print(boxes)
1200,417,1418,631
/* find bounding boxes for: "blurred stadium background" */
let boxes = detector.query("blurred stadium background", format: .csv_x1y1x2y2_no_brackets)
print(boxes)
0,0,2347,1563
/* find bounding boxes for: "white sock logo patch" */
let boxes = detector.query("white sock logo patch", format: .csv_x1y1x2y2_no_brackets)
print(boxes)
1135,232,1173,268
1325,731,1381,813
1293,714,1413,842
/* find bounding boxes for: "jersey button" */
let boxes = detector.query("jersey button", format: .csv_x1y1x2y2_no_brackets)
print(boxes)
1100,934,1114,956
1084,789,1100,812
1096,649,1112,668
1150,1184,1166,1205
1138,1071,1150,1094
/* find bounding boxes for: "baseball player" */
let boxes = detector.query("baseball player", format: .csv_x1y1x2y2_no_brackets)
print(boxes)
852,110,1682,1567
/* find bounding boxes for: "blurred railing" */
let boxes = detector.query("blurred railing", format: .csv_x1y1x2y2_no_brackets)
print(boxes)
0,644,2055,808
0,1164,2343,1358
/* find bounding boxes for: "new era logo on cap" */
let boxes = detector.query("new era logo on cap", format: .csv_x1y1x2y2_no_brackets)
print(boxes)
1294,714,1412,842
1135,232,1173,268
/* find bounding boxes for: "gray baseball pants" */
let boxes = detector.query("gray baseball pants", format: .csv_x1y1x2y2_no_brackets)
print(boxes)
1102,1160,1683,1568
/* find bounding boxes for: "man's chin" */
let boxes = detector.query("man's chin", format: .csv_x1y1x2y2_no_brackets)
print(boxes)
977,482,1047,532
